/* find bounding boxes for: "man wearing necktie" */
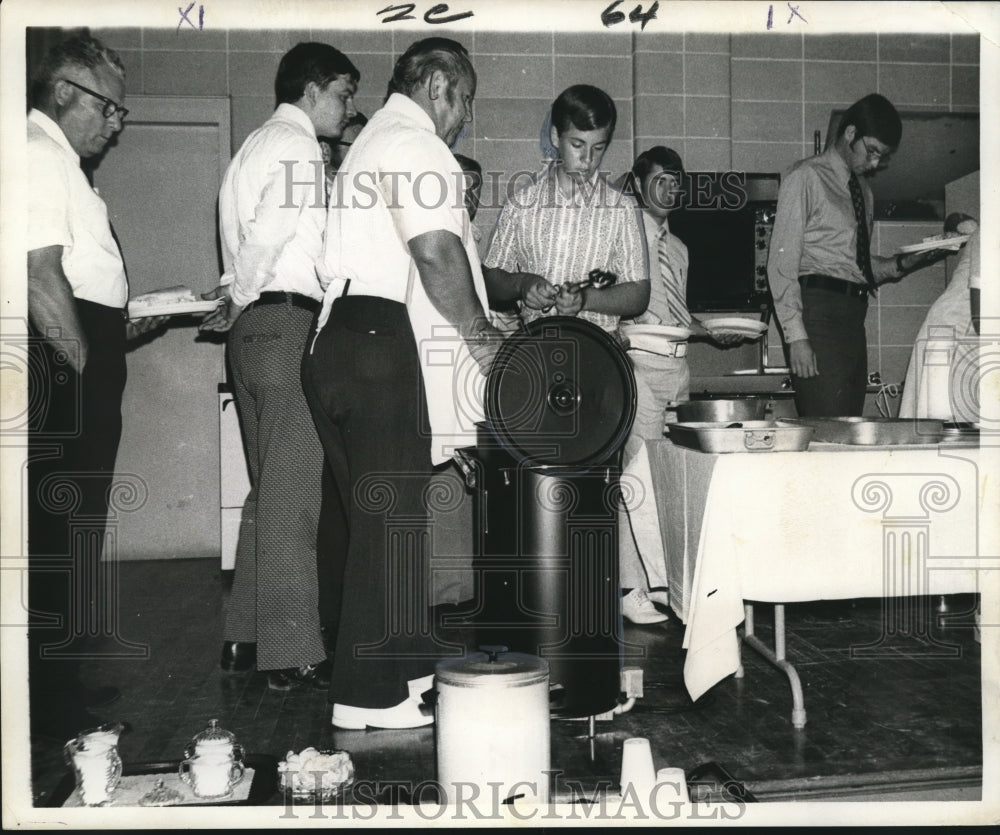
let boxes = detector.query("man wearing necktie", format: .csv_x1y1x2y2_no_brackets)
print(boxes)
616,147,744,623
767,93,949,417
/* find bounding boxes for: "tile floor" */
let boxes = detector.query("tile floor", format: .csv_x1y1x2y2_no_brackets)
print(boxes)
23,559,984,810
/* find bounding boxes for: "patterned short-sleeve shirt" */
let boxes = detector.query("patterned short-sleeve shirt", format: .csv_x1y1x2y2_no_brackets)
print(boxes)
484,165,648,332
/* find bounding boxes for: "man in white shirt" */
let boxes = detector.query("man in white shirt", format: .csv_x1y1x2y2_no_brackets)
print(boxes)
303,37,503,730
199,43,359,692
26,33,164,738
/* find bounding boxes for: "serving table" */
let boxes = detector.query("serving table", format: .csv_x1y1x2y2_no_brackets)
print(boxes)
646,438,996,728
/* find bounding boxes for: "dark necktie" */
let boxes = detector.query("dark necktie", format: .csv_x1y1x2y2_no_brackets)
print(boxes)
848,173,877,295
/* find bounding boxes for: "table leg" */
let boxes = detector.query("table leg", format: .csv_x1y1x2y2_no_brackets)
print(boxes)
741,603,807,728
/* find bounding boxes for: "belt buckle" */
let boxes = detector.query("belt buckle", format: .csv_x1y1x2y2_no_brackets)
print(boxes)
675,342,688,358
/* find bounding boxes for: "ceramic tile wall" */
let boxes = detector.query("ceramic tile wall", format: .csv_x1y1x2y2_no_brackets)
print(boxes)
89,26,979,403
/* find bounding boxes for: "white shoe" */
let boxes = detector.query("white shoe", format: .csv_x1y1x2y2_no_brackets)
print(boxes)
332,697,434,730
647,588,669,609
622,588,669,624
407,674,435,703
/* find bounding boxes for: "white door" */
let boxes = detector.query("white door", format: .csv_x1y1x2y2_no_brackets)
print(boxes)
92,96,231,560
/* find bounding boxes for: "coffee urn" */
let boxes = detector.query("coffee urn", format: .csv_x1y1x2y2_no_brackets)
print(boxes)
463,317,637,718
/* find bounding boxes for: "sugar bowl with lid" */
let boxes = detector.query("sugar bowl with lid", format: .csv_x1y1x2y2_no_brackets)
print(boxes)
179,719,246,799
183,718,244,762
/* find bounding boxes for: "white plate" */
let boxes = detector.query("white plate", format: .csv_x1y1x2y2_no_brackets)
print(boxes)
703,317,768,334
129,299,222,318
896,234,970,254
620,323,691,341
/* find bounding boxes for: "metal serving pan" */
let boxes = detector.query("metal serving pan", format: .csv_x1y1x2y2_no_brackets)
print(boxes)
667,420,814,453
784,417,944,446
673,397,770,424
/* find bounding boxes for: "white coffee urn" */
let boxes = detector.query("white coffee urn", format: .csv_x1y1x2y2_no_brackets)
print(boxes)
435,647,551,806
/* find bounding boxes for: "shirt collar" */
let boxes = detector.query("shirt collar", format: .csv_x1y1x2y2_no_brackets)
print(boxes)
541,162,608,205
273,102,318,138
28,108,79,162
823,143,853,183
644,210,670,241
383,92,438,135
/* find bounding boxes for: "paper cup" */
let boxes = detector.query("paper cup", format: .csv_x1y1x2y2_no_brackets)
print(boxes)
620,737,656,796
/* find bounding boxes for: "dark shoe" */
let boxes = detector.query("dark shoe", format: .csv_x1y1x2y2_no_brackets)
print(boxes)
220,641,256,672
320,624,337,659
267,658,332,692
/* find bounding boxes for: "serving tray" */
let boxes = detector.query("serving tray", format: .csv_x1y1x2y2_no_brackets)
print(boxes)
46,754,279,807
784,417,944,446
667,420,814,453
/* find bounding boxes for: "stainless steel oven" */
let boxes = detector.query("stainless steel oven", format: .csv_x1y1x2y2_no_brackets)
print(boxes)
668,172,781,313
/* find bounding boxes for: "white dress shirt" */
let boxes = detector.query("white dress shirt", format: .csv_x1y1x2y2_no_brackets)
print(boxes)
218,103,327,307
27,109,128,309
317,93,489,464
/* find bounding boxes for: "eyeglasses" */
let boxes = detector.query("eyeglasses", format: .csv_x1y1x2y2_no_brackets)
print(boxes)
60,78,129,121
861,138,890,162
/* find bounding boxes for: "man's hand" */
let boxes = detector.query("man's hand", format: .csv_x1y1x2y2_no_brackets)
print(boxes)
198,284,243,333
789,338,818,378
465,323,506,375
554,283,585,316
126,315,169,340
520,274,558,312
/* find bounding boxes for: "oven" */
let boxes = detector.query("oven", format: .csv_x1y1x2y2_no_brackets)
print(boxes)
667,172,781,313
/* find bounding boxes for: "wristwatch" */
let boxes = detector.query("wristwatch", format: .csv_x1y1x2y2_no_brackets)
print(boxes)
895,253,906,276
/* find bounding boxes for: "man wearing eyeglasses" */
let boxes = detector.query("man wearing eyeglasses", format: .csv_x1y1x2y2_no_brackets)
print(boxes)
767,93,949,417
26,33,165,739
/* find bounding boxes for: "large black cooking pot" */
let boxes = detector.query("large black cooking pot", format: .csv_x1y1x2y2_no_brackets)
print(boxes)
467,317,636,718
483,317,637,467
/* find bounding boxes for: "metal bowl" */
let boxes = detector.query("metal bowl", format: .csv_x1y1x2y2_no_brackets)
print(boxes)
674,398,770,423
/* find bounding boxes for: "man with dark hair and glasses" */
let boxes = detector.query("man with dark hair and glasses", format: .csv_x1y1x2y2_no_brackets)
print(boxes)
26,32,166,738
767,92,952,416
199,42,359,692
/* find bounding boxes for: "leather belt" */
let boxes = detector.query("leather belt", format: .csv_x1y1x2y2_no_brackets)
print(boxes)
799,274,869,299
247,291,320,314
628,340,688,359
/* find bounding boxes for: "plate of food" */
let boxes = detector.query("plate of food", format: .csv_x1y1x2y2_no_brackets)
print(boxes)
896,234,970,254
129,285,222,318
278,748,354,803
701,318,768,339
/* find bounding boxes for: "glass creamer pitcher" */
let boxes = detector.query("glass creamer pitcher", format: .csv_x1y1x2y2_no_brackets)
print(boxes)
63,722,124,806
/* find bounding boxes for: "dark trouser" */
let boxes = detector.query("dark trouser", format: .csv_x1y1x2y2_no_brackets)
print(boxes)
792,285,869,417
28,299,127,695
224,298,329,670
302,296,440,709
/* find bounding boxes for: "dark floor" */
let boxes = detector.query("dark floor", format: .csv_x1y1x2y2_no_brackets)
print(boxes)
25,559,984,811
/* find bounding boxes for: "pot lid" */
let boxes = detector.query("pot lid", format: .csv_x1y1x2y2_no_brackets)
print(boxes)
435,646,549,687
483,317,636,467
190,718,237,747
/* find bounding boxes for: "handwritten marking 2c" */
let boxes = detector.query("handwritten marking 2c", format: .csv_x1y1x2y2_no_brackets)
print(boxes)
377,3,474,24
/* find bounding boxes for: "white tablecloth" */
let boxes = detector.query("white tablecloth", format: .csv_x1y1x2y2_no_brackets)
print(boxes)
647,440,996,702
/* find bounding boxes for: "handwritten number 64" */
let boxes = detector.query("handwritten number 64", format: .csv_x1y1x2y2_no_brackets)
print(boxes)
377,3,474,24
601,0,659,30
